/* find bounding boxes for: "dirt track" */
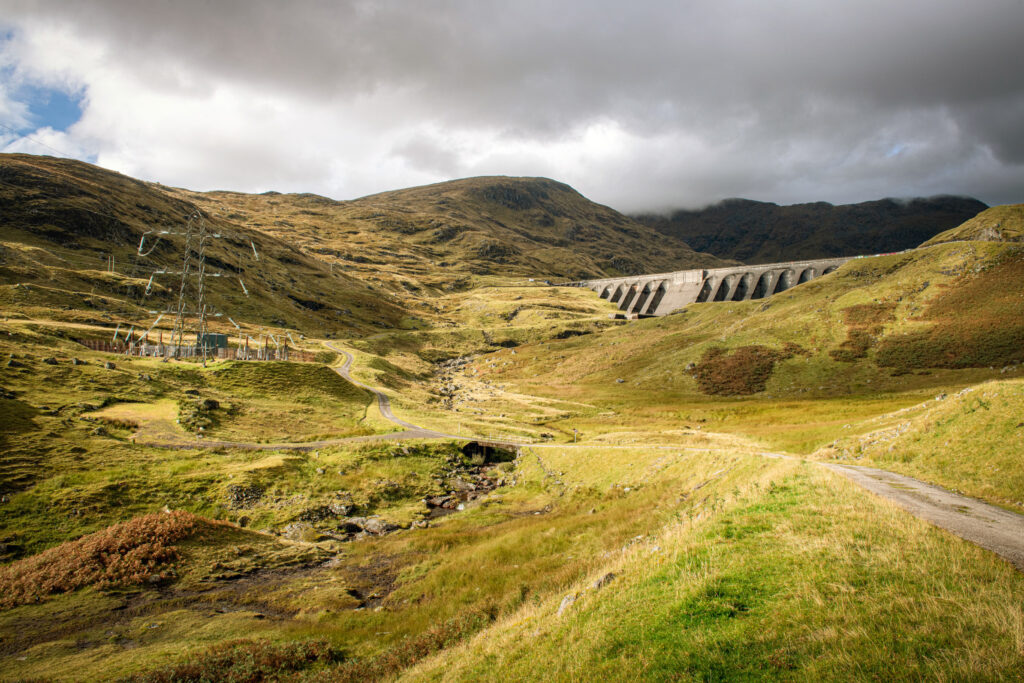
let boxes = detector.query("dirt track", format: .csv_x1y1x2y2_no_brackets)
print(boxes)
327,343,453,438
823,463,1024,571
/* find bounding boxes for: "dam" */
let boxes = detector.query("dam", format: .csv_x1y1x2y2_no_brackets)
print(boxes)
564,256,853,317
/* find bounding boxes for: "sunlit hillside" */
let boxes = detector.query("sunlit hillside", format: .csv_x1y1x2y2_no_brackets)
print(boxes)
1,157,1023,681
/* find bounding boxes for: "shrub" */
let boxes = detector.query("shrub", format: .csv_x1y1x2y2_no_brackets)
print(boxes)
0,510,200,608
178,397,215,433
693,346,791,396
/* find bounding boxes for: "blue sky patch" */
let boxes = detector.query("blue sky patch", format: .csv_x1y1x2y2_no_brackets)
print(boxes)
16,83,85,133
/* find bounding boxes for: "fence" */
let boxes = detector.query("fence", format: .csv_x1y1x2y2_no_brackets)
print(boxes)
76,339,318,363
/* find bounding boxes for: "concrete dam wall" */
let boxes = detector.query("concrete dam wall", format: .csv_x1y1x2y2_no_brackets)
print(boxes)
565,256,852,317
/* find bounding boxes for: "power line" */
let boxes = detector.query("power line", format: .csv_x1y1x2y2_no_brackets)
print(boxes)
0,120,83,160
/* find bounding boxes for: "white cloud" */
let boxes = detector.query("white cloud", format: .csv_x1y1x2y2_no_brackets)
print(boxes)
1,0,1022,211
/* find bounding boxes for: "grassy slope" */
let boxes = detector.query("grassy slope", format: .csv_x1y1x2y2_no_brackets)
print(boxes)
0,515,327,681
0,331,384,559
6,446,1024,681
204,361,379,442
815,378,1024,513
459,241,1022,450
343,283,626,439
922,203,1024,246
405,459,1024,682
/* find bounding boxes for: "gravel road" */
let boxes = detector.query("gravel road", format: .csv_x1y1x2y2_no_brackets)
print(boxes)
823,463,1024,571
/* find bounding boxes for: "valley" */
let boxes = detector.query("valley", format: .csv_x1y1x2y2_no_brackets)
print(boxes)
1,154,1023,681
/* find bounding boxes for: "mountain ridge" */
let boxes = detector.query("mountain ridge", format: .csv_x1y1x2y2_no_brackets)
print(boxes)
635,195,988,264
189,173,734,283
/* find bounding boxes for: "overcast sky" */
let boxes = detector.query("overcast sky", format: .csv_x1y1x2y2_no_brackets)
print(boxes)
1,0,1022,212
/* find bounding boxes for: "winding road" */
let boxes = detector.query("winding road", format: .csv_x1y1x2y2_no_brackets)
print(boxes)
140,343,1024,573
328,343,455,439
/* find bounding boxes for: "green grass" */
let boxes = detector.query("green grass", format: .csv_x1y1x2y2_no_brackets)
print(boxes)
816,378,1024,512
404,461,1024,681
3,164,1024,682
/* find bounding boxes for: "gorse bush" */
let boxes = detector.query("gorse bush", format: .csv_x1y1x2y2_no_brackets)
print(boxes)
0,510,200,608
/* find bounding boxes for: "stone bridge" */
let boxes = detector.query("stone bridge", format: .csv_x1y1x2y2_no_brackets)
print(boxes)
564,256,853,317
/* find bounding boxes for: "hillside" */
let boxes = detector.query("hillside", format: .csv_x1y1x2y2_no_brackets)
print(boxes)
178,175,730,286
921,203,1024,246
814,378,1024,511
0,154,730,342
635,195,987,263
2,154,1024,681
0,154,409,338
457,239,1024,464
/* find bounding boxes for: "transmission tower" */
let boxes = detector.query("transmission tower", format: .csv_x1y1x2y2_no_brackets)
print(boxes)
167,211,211,364
136,208,256,366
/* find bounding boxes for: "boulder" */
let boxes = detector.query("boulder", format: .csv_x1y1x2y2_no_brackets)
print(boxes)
450,477,476,492
226,483,264,509
281,522,314,541
361,517,394,535
592,572,616,590
556,593,577,617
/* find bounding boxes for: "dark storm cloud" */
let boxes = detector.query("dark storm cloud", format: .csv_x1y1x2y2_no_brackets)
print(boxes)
2,0,1023,209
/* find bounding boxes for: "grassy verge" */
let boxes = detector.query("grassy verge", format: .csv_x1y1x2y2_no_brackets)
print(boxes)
405,461,1024,681
815,378,1024,512
5,439,1024,681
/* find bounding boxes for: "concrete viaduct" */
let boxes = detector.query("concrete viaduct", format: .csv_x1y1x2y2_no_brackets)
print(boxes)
564,256,853,317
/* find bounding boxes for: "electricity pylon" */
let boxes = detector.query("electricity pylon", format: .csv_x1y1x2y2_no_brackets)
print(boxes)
168,210,211,364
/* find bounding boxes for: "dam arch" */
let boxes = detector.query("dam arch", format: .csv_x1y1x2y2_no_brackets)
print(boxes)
732,272,755,301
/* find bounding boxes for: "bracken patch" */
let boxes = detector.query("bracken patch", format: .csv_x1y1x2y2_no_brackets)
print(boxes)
876,252,1024,371
0,510,200,608
829,303,896,363
693,346,792,396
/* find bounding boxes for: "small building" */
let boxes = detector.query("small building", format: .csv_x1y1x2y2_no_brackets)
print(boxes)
198,333,229,350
